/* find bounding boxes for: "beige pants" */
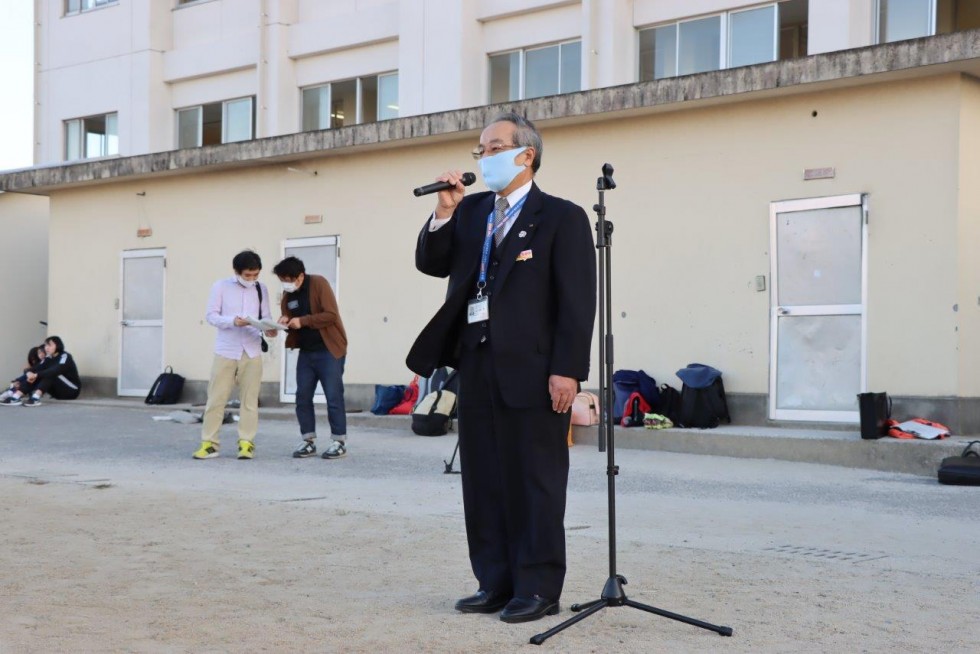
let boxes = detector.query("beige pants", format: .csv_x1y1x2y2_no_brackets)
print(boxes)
200,353,262,445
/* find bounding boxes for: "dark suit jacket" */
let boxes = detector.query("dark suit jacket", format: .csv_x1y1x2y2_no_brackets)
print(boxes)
407,182,596,409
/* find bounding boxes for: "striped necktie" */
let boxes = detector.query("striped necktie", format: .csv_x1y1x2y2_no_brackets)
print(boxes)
492,197,509,246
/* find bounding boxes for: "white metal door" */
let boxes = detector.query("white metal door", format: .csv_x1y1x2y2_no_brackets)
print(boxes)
119,249,166,396
769,194,867,422
280,236,340,403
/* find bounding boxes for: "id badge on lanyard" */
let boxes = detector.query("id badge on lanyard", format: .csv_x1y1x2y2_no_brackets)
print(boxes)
467,296,489,323
470,194,527,324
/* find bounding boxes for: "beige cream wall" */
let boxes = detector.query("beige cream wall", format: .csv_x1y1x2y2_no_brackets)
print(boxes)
0,193,49,377
46,74,966,396
956,75,980,396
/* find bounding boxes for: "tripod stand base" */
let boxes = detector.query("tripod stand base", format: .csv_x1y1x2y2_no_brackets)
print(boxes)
529,575,733,645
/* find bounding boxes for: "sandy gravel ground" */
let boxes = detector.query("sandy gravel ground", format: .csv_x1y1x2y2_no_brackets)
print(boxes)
0,404,978,653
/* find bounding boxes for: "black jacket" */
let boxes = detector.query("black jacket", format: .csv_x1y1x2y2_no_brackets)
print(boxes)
35,351,82,389
407,182,596,409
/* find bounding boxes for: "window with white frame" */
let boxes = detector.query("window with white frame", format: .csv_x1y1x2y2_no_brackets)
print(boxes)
877,0,935,42
65,0,116,14
301,73,399,132
876,0,980,43
176,97,254,149
65,113,118,161
639,3,801,81
489,41,581,103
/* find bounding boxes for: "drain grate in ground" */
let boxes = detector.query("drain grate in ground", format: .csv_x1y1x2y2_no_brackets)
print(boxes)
763,545,887,563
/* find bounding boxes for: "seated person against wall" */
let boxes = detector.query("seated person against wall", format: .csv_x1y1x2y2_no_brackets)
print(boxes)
0,336,81,407
0,344,46,404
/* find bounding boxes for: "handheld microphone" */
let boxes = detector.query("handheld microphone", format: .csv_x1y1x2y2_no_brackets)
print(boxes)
413,172,476,197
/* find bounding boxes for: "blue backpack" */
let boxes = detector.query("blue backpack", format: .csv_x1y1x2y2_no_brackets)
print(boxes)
611,370,659,422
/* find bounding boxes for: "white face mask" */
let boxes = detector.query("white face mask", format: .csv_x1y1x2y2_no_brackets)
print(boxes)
281,281,298,293
237,275,256,288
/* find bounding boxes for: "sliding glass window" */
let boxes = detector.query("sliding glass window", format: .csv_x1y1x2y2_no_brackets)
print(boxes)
640,4,781,81
301,73,399,132
878,0,935,43
489,41,582,102
64,112,118,161
176,97,254,149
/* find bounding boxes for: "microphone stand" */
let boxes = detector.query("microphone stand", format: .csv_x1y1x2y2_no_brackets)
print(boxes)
530,164,733,646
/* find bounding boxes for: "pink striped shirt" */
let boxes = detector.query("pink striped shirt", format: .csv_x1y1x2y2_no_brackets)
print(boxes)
206,277,272,360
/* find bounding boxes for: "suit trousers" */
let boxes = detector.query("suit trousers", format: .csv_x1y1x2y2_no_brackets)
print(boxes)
457,344,571,601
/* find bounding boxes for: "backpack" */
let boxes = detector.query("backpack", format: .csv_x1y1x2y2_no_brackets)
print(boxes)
676,363,730,429
418,367,452,402
611,370,659,422
654,384,682,426
621,391,652,428
571,391,600,426
412,370,459,436
145,366,185,405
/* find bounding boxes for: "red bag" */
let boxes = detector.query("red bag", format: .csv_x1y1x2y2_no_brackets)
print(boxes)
389,376,420,415
621,391,652,428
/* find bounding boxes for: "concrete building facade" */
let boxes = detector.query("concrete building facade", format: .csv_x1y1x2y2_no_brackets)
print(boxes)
6,1,980,431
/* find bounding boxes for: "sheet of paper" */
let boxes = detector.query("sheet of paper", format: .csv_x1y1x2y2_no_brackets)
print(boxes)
245,317,287,331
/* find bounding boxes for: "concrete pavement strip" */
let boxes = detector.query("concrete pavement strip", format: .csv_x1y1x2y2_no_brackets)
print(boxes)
61,397,972,478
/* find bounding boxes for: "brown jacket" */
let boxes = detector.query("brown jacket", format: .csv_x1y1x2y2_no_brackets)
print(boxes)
280,274,348,359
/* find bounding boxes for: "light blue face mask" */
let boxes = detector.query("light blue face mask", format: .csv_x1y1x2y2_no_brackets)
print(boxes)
479,146,528,192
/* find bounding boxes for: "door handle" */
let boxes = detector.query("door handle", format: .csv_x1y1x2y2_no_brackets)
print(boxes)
777,308,790,316
121,320,131,326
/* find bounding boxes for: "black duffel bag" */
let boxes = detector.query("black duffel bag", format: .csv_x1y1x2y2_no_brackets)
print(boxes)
937,440,980,485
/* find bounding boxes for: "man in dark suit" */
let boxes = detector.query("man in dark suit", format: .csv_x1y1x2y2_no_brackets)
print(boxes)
407,113,596,623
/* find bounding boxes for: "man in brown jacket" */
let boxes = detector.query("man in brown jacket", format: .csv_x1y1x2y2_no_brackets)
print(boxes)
273,256,349,459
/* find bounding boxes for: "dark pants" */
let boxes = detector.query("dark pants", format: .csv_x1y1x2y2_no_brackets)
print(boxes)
457,346,571,601
21,374,81,400
295,349,346,438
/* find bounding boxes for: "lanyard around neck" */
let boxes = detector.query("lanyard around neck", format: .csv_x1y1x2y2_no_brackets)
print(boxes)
476,194,528,298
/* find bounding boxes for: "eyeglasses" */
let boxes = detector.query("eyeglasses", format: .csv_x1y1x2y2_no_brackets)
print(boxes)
471,143,520,160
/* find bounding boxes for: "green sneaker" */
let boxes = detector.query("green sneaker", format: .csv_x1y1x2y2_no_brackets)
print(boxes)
237,440,255,460
193,441,219,459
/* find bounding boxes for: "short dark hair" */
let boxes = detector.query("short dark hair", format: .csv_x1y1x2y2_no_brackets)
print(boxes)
489,112,543,173
28,345,44,367
232,250,262,273
45,336,65,354
273,256,306,279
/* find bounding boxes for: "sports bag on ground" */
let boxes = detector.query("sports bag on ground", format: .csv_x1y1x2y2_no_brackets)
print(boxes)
371,384,406,415
388,375,420,415
621,391,652,428
857,392,891,439
937,440,980,485
612,370,658,422
417,367,453,404
412,371,459,436
676,363,730,429
571,391,600,427
145,366,185,405
654,384,682,426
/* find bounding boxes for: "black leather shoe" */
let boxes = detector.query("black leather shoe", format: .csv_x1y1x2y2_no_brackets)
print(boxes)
499,595,560,623
455,590,511,614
